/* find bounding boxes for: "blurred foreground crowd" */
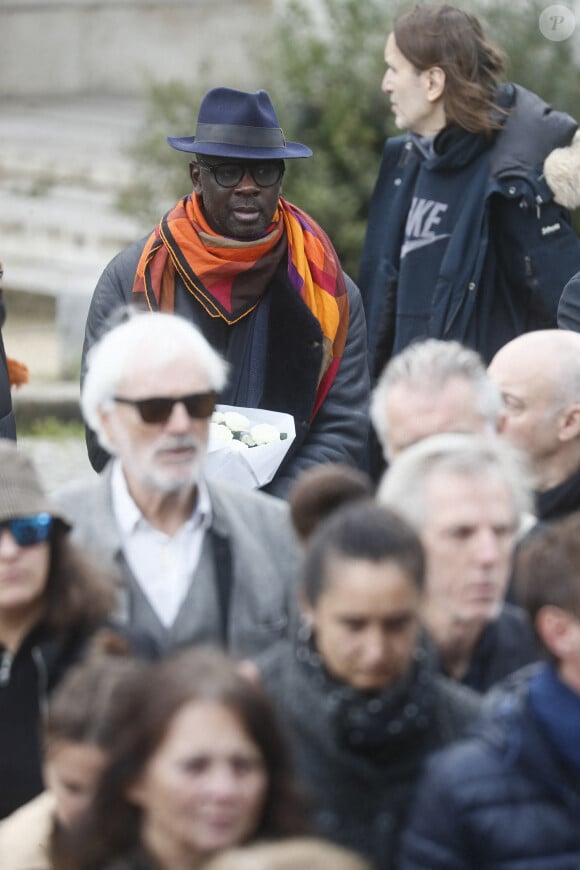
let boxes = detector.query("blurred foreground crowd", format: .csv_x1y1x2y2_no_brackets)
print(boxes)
3,4,580,869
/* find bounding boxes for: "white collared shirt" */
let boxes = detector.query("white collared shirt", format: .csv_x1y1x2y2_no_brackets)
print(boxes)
110,461,212,628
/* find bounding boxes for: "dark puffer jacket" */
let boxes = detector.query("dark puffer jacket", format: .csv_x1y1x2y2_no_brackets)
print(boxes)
399,667,580,869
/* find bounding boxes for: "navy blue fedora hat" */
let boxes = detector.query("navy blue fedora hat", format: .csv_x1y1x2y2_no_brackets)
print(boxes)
166,87,312,160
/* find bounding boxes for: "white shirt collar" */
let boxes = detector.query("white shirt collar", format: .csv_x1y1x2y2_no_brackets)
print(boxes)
110,459,212,537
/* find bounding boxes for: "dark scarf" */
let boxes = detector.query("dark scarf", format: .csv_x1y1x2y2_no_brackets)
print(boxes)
295,625,436,761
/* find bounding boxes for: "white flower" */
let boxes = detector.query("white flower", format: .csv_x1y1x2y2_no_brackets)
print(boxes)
223,411,251,432
229,440,250,453
210,422,234,446
250,423,282,445
206,404,295,489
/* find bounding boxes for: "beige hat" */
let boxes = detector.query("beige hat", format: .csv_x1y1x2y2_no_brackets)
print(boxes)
0,439,70,527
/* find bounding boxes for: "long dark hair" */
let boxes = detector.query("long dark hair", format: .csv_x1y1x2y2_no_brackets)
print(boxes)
394,4,507,136
56,648,308,869
44,523,115,632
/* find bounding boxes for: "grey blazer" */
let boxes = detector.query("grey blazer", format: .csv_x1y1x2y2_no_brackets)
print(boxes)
55,468,301,657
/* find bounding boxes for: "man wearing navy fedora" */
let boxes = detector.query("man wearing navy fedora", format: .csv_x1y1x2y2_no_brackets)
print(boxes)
82,87,369,498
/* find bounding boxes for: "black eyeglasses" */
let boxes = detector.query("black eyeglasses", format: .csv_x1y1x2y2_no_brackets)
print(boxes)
0,513,53,547
197,160,285,189
113,391,218,424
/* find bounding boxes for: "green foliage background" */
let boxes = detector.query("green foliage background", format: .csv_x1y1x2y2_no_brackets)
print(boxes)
118,0,580,278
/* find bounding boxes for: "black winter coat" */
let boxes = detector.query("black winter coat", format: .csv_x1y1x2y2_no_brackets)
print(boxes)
0,621,156,819
0,622,95,819
399,667,580,869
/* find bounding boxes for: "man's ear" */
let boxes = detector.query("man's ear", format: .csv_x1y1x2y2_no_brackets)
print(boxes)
190,161,202,194
535,605,574,659
424,66,446,103
557,403,580,443
98,406,116,447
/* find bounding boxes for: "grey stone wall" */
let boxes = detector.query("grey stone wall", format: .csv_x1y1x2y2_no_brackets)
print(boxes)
0,0,274,98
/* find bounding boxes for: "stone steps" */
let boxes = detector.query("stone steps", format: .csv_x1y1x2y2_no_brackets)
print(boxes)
1,183,144,296
1,97,150,377
1,98,148,297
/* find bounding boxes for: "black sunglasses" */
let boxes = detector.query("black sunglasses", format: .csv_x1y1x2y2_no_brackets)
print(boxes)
197,159,285,189
0,513,53,547
113,391,218,424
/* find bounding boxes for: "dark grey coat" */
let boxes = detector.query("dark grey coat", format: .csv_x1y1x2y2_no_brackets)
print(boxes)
255,638,481,869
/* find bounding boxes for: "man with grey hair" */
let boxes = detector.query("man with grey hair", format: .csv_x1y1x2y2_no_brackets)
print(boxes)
488,328,580,523
56,310,300,657
369,339,501,476
378,433,538,691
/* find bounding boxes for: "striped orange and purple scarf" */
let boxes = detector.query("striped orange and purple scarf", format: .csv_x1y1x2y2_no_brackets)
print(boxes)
132,194,349,419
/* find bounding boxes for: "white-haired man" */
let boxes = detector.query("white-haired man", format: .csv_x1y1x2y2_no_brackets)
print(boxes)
369,338,501,477
378,433,538,692
56,310,299,656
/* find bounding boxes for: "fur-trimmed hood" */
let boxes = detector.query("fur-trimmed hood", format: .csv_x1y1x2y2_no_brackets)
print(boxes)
544,129,580,209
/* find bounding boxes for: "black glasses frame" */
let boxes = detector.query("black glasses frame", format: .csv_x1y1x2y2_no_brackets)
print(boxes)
196,159,285,189
113,391,218,424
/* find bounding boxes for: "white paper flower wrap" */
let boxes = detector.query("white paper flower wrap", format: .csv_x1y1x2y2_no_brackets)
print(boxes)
206,405,296,489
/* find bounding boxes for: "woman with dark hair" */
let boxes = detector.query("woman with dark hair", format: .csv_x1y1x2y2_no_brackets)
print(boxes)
0,439,144,821
254,501,481,869
0,649,144,868
56,647,308,870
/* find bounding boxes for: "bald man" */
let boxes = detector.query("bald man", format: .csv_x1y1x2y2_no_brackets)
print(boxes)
488,329,580,522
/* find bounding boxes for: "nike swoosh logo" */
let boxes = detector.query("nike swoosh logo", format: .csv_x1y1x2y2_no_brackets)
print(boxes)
401,233,451,258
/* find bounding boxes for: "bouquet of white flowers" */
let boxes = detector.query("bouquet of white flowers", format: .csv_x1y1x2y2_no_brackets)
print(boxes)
206,405,296,489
